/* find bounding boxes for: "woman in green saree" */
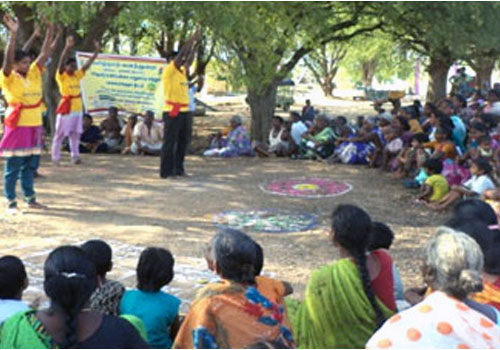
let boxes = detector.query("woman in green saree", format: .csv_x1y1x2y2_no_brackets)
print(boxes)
299,115,336,159
0,246,149,349
286,205,396,349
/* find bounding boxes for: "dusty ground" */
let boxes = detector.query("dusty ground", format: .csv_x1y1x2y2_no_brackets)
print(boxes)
0,97,447,311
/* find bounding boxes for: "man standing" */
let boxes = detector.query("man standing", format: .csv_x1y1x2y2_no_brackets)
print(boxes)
160,30,200,178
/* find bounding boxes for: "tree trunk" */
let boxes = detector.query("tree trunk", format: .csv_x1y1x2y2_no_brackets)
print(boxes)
426,56,451,103
12,4,35,45
361,60,376,87
130,38,138,56
320,78,334,97
472,57,495,93
247,83,278,142
112,34,120,54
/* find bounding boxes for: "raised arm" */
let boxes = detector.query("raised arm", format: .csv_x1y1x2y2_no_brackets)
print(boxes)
48,25,62,57
2,14,19,76
58,36,74,74
22,23,41,52
173,29,201,69
35,22,55,68
184,39,197,74
81,40,101,72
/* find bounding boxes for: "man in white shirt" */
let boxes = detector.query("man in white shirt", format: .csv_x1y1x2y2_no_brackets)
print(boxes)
486,89,500,116
131,111,164,156
289,111,308,147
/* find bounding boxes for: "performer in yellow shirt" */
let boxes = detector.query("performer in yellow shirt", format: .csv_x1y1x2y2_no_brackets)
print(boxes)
0,14,57,212
160,29,201,178
52,36,100,165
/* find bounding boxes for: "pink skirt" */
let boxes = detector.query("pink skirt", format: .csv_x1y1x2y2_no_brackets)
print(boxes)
54,112,83,138
0,125,43,157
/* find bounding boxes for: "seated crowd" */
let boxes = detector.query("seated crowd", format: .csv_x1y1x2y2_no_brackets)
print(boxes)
0,200,499,349
73,106,163,157
206,92,500,218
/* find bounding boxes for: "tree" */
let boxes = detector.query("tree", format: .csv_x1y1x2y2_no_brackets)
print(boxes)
458,3,500,92
195,2,382,141
303,42,347,97
118,2,214,85
382,3,461,102
3,2,126,130
342,33,414,88
384,2,500,102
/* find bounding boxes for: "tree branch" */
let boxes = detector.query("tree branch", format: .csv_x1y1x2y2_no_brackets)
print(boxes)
80,1,126,51
279,21,383,78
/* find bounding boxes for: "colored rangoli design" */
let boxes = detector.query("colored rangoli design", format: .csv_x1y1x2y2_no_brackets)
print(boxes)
259,177,352,198
213,209,318,233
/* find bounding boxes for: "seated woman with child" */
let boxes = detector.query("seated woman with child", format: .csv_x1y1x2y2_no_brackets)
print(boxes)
203,115,254,157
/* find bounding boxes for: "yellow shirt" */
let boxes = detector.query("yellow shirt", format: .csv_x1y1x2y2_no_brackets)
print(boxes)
2,63,44,127
55,69,85,112
162,61,189,112
425,174,450,202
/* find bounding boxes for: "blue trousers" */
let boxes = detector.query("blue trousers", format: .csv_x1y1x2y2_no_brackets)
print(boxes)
4,155,38,203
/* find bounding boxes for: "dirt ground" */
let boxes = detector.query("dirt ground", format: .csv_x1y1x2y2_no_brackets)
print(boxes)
0,97,447,311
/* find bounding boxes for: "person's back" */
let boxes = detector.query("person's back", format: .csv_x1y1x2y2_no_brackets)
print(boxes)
0,246,149,349
0,256,30,324
426,174,449,201
286,205,395,349
81,240,125,316
174,229,294,349
253,242,293,305
119,247,180,348
290,119,307,146
0,310,148,349
120,289,179,348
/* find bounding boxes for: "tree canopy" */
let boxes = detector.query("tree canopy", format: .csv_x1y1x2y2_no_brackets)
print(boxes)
2,2,500,139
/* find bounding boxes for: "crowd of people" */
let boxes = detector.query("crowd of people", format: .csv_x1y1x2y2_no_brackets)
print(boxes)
0,200,499,348
2,12,500,350
203,89,500,219
0,16,203,212
74,108,164,157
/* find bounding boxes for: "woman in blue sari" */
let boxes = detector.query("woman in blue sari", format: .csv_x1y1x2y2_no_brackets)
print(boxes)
333,118,386,165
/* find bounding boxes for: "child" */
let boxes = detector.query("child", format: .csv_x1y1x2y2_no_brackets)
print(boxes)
120,247,181,349
423,127,457,161
381,116,410,171
0,15,57,211
0,256,30,323
81,239,125,316
430,157,496,211
253,242,293,305
396,133,429,180
462,135,495,165
51,35,100,165
418,158,450,203
368,223,408,311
